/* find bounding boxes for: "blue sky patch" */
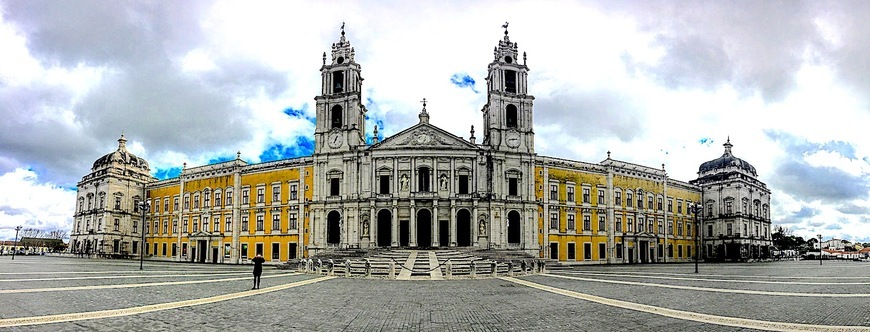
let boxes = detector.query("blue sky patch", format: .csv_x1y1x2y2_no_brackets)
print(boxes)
259,136,315,162
698,137,714,146
450,73,478,93
154,167,182,180
283,105,315,123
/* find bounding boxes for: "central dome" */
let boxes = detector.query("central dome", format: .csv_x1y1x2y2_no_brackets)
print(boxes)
91,134,150,173
698,138,756,176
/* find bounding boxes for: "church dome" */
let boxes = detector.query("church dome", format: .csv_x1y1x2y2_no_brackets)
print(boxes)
698,138,756,176
91,134,150,172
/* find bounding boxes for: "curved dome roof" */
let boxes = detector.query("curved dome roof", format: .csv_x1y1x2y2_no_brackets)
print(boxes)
91,135,150,172
698,138,756,176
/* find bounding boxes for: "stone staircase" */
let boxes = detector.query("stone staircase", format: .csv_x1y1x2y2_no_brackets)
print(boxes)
295,249,545,280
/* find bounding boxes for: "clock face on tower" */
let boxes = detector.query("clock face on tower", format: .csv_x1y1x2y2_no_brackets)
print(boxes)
505,131,520,148
328,131,343,148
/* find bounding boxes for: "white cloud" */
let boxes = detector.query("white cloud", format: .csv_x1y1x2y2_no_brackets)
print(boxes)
0,168,75,240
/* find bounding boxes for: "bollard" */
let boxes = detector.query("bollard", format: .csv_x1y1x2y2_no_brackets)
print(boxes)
328,259,335,276
365,259,371,278
491,261,497,277
317,259,323,275
445,261,452,279
345,260,352,277
507,261,514,277
470,261,476,278
389,260,396,279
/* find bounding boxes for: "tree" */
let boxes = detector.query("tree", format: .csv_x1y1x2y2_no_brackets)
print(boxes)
772,226,806,251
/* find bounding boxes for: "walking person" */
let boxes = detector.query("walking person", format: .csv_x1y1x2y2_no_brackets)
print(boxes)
251,254,265,290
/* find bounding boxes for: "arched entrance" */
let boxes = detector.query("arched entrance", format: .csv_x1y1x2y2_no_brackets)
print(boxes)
327,211,341,245
456,209,472,247
507,211,521,244
417,209,432,248
377,209,392,247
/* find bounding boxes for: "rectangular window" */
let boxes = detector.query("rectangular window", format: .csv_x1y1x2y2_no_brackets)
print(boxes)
272,185,280,203
598,216,606,232
290,184,298,200
678,221,683,236
637,195,643,209
459,175,469,194
567,214,575,230
255,243,264,256
174,197,179,211
584,243,592,260
225,216,232,233
508,178,518,196
668,199,673,212
668,221,673,235
113,218,120,231
657,198,663,210
184,196,190,210
132,241,138,254
163,220,168,233
707,204,713,217
213,218,219,232
330,178,340,196
272,214,280,231
668,244,673,258
289,213,298,230
214,193,220,207
202,217,209,233
616,218,622,233
192,218,198,232
678,201,683,214
153,243,158,256
241,244,248,259
418,168,431,192
550,213,558,229
567,243,576,260
567,187,575,202
678,245,683,258
226,191,232,206
172,243,177,257
242,189,249,204
627,218,634,232
272,243,280,260
257,188,264,203
172,219,177,233
648,197,654,210
687,246,692,259
616,244,623,259
627,193,633,207
379,175,390,194
242,216,249,232
582,188,590,203
225,243,231,258
115,197,121,210
726,201,733,214
707,224,713,237
183,218,188,233
193,195,200,209
504,69,517,93
599,243,606,259
598,190,605,205
727,223,733,236
615,192,622,206
550,184,558,200
204,192,210,207
133,220,138,233
638,218,645,232
162,243,167,256
583,215,591,231
256,215,264,231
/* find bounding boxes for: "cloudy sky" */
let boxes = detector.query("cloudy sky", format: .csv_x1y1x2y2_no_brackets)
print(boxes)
1,1,868,243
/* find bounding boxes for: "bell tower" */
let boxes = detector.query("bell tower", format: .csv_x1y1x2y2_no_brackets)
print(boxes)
315,23,366,154
482,23,535,153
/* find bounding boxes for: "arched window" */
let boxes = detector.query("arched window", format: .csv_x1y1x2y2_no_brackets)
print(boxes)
331,105,343,129
506,104,518,128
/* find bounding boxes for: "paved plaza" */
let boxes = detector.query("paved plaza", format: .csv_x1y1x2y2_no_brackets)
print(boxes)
1,256,868,331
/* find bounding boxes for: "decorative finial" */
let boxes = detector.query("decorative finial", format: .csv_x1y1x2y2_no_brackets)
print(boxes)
470,125,476,144
662,163,666,171
322,52,326,65
236,151,241,160
418,98,430,124
117,133,127,151
183,162,187,169
341,22,345,36
502,21,509,35
607,151,611,159
723,136,733,155
523,51,527,65
372,125,379,144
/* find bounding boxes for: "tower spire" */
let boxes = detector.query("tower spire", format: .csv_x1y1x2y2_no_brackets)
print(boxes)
419,98,429,124
723,136,733,156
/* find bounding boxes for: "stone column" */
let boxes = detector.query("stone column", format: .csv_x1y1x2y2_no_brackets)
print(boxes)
392,204,398,247
410,202,417,247
450,202,457,247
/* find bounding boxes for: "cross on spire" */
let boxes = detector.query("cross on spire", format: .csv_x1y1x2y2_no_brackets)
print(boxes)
341,21,345,36
420,98,427,111
418,98,430,124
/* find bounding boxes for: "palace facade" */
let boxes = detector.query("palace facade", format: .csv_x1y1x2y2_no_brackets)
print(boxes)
70,27,773,264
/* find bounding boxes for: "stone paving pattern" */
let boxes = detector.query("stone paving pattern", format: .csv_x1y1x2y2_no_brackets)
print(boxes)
1,255,868,331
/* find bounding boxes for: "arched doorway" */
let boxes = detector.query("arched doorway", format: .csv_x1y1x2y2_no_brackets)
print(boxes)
417,209,432,248
377,209,392,247
327,211,341,245
507,211,521,244
456,209,472,247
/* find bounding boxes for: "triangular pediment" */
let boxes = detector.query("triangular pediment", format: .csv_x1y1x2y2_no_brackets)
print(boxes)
371,123,479,150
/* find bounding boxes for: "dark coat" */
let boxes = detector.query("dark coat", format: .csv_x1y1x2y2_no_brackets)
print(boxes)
252,256,266,275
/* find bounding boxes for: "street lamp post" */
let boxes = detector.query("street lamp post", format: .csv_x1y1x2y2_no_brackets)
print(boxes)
817,234,822,266
690,203,701,274
12,225,22,260
138,199,150,270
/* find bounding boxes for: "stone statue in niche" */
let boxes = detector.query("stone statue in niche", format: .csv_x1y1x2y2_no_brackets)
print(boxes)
400,174,409,191
479,220,487,236
362,218,369,236
439,174,448,190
